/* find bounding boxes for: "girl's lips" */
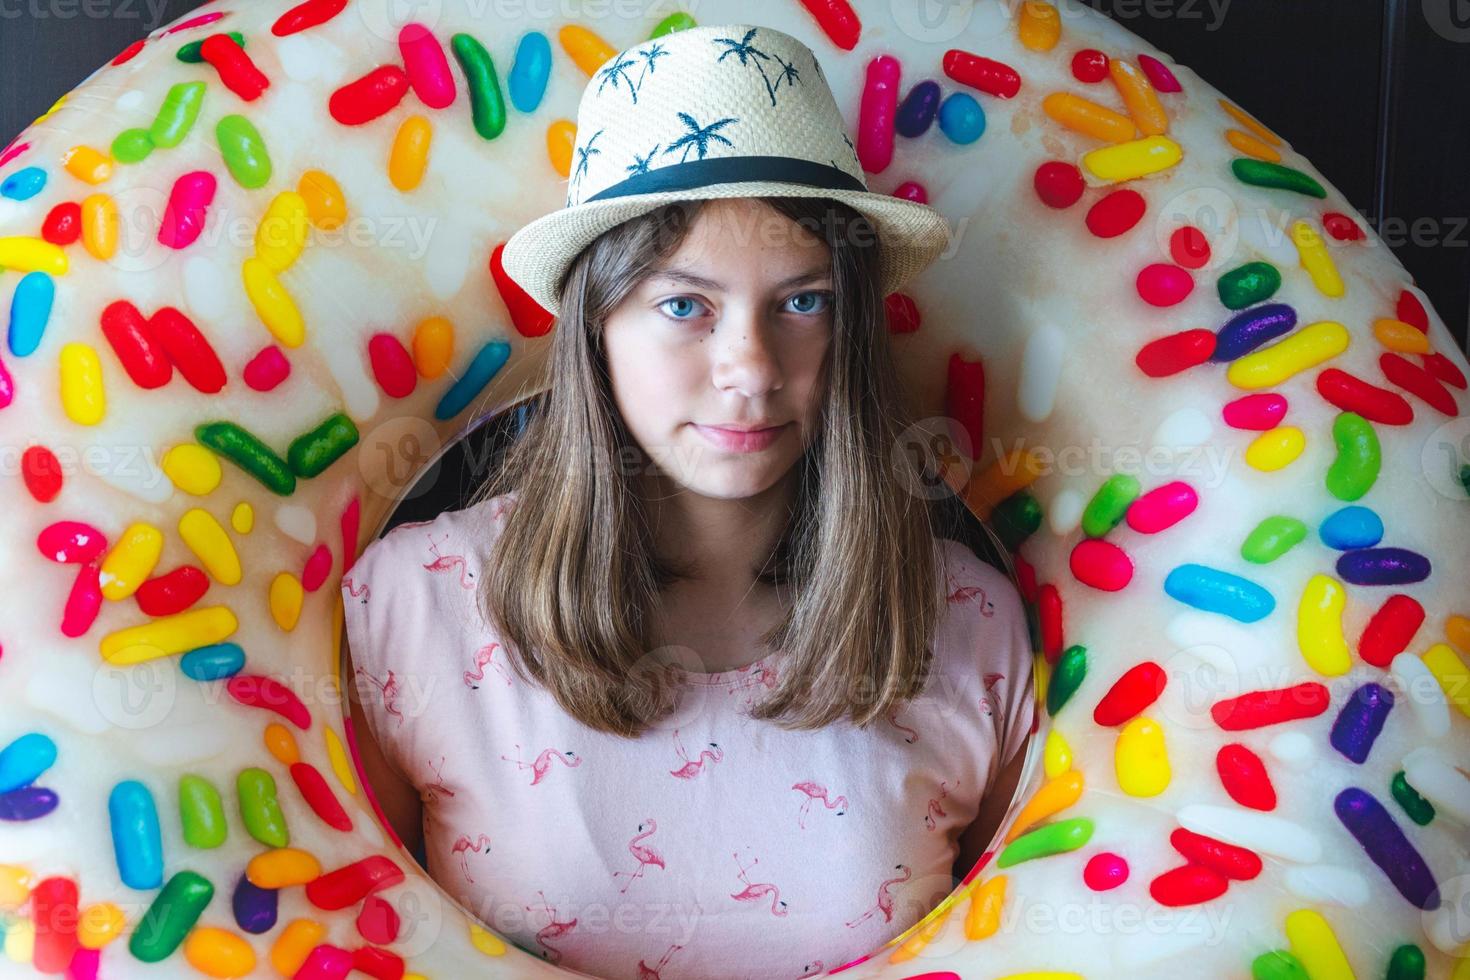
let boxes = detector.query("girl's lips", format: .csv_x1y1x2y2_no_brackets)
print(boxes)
692,422,788,452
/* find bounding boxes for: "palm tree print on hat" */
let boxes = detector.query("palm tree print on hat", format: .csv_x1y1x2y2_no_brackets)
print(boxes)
594,40,670,104
712,27,804,107
664,112,739,163
624,143,662,178
569,127,605,198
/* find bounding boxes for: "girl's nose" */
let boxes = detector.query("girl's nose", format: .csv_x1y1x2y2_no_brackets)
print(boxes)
710,311,784,395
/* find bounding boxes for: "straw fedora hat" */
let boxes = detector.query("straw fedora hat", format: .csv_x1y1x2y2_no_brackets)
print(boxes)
500,22,953,317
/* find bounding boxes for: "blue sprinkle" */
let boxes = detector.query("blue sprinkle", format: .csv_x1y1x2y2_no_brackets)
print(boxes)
937,91,986,145
8,271,55,358
1319,505,1384,550
896,80,942,137
508,32,552,114
1337,547,1430,586
180,642,246,681
1210,303,1296,362
0,732,57,794
232,871,279,933
1330,682,1393,763
0,786,58,821
109,780,163,889
1163,563,1275,622
0,166,47,201
436,340,511,420
1335,787,1439,910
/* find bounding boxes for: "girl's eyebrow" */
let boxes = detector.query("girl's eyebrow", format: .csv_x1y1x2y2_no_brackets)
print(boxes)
646,265,831,291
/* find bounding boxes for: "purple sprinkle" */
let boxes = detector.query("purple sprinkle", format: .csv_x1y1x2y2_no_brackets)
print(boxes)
232,870,279,934
896,80,941,138
0,785,59,820
1330,682,1393,763
1336,547,1431,586
1334,787,1439,910
1210,303,1297,362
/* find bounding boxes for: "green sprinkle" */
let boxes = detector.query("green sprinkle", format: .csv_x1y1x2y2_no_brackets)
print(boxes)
149,81,206,148
452,33,506,140
1250,949,1309,980
1325,412,1379,501
1459,463,1470,498
1218,261,1281,310
237,768,289,848
110,128,154,163
1240,516,1308,563
176,31,242,63
1391,771,1435,826
128,870,214,962
1231,158,1326,198
1081,474,1140,538
178,774,227,849
995,816,1092,868
288,412,359,479
195,422,295,496
216,114,272,189
1046,644,1086,716
650,12,698,36
991,492,1042,552
1386,943,1426,980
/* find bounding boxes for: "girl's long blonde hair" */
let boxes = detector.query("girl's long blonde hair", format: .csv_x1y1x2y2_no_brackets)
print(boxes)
467,195,956,739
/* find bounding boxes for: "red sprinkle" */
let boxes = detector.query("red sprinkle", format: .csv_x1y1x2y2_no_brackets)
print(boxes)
351,945,406,980
1380,352,1458,416
330,65,411,126
1136,54,1182,93
1069,538,1133,591
305,856,405,911
1169,828,1262,880
100,300,171,389
1395,288,1429,332
1085,189,1145,238
201,33,271,101
111,38,147,66
302,544,334,592
1322,212,1365,242
1169,225,1211,268
1126,481,1197,533
42,201,81,245
1093,661,1166,726
355,893,399,945
1221,392,1287,430
942,50,1022,99
22,445,63,503
1357,593,1425,668
30,876,80,974
369,334,417,397
1137,263,1194,306
1150,863,1228,907
945,353,985,461
490,242,554,338
226,674,311,730
290,761,353,831
1422,351,1467,389
1033,161,1085,209
243,345,291,391
151,306,226,393
1315,368,1413,425
1070,49,1109,83
62,563,103,638
1038,583,1063,664
1216,742,1276,810
1083,852,1128,891
38,521,107,563
884,293,921,334
135,565,209,617
1211,682,1330,730
273,0,349,36
1136,329,1215,377
797,0,862,50
891,181,928,204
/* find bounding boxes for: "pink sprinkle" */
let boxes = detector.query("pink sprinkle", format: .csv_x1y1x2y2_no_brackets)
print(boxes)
1137,263,1194,307
226,674,312,729
856,55,900,173
302,543,333,592
62,563,103,638
340,496,361,575
163,10,226,34
1137,54,1181,93
38,521,108,563
1126,481,1198,534
158,171,217,250
1070,538,1133,591
243,345,291,391
891,180,928,204
1222,392,1288,430
65,945,101,980
1084,852,1129,891
368,333,417,398
0,139,31,169
399,23,456,109
294,944,353,980
0,353,13,409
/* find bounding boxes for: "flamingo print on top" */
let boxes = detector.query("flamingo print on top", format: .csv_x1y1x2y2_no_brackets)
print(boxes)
342,492,1037,980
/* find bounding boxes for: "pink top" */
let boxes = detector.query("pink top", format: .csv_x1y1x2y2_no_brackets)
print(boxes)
341,492,1037,980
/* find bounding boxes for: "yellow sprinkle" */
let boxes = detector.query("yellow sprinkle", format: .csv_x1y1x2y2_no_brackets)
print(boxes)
1081,134,1181,182
1005,769,1084,843
1109,59,1167,135
1245,425,1306,471
163,443,224,495
389,114,433,191
0,236,68,274
1297,574,1353,676
3,916,34,963
270,919,325,976
77,901,125,949
1284,908,1353,980
1421,643,1470,719
271,572,305,631
413,316,455,379
885,891,954,961
963,873,1007,940
99,522,164,601
1219,98,1282,146
247,848,321,889
995,974,1085,980
32,92,68,126
179,507,242,585
558,24,616,76
99,605,238,664
59,342,106,425
231,502,254,534
297,169,346,230
61,144,113,183
183,926,256,978
80,193,119,260
469,921,508,956
1372,317,1431,354
264,723,300,765
1042,91,1138,143
1227,321,1350,390
1042,727,1072,779
547,119,577,178
0,865,32,907
1017,1,1061,51
1115,716,1169,796
324,725,358,796
1225,128,1282,162
963,448,1044,520
242,256,306,348
1290,220,1344,298
255,191,309,273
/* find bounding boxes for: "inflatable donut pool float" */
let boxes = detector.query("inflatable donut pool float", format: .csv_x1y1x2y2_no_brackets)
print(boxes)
2,0,1469,976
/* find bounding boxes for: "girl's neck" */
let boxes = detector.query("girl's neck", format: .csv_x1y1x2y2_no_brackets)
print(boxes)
642,469,797,589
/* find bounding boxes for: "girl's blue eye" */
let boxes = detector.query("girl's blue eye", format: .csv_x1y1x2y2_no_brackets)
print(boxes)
786,290,833,315
658,296,707,321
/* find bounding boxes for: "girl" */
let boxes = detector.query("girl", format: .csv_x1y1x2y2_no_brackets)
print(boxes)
341,23,1037,979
